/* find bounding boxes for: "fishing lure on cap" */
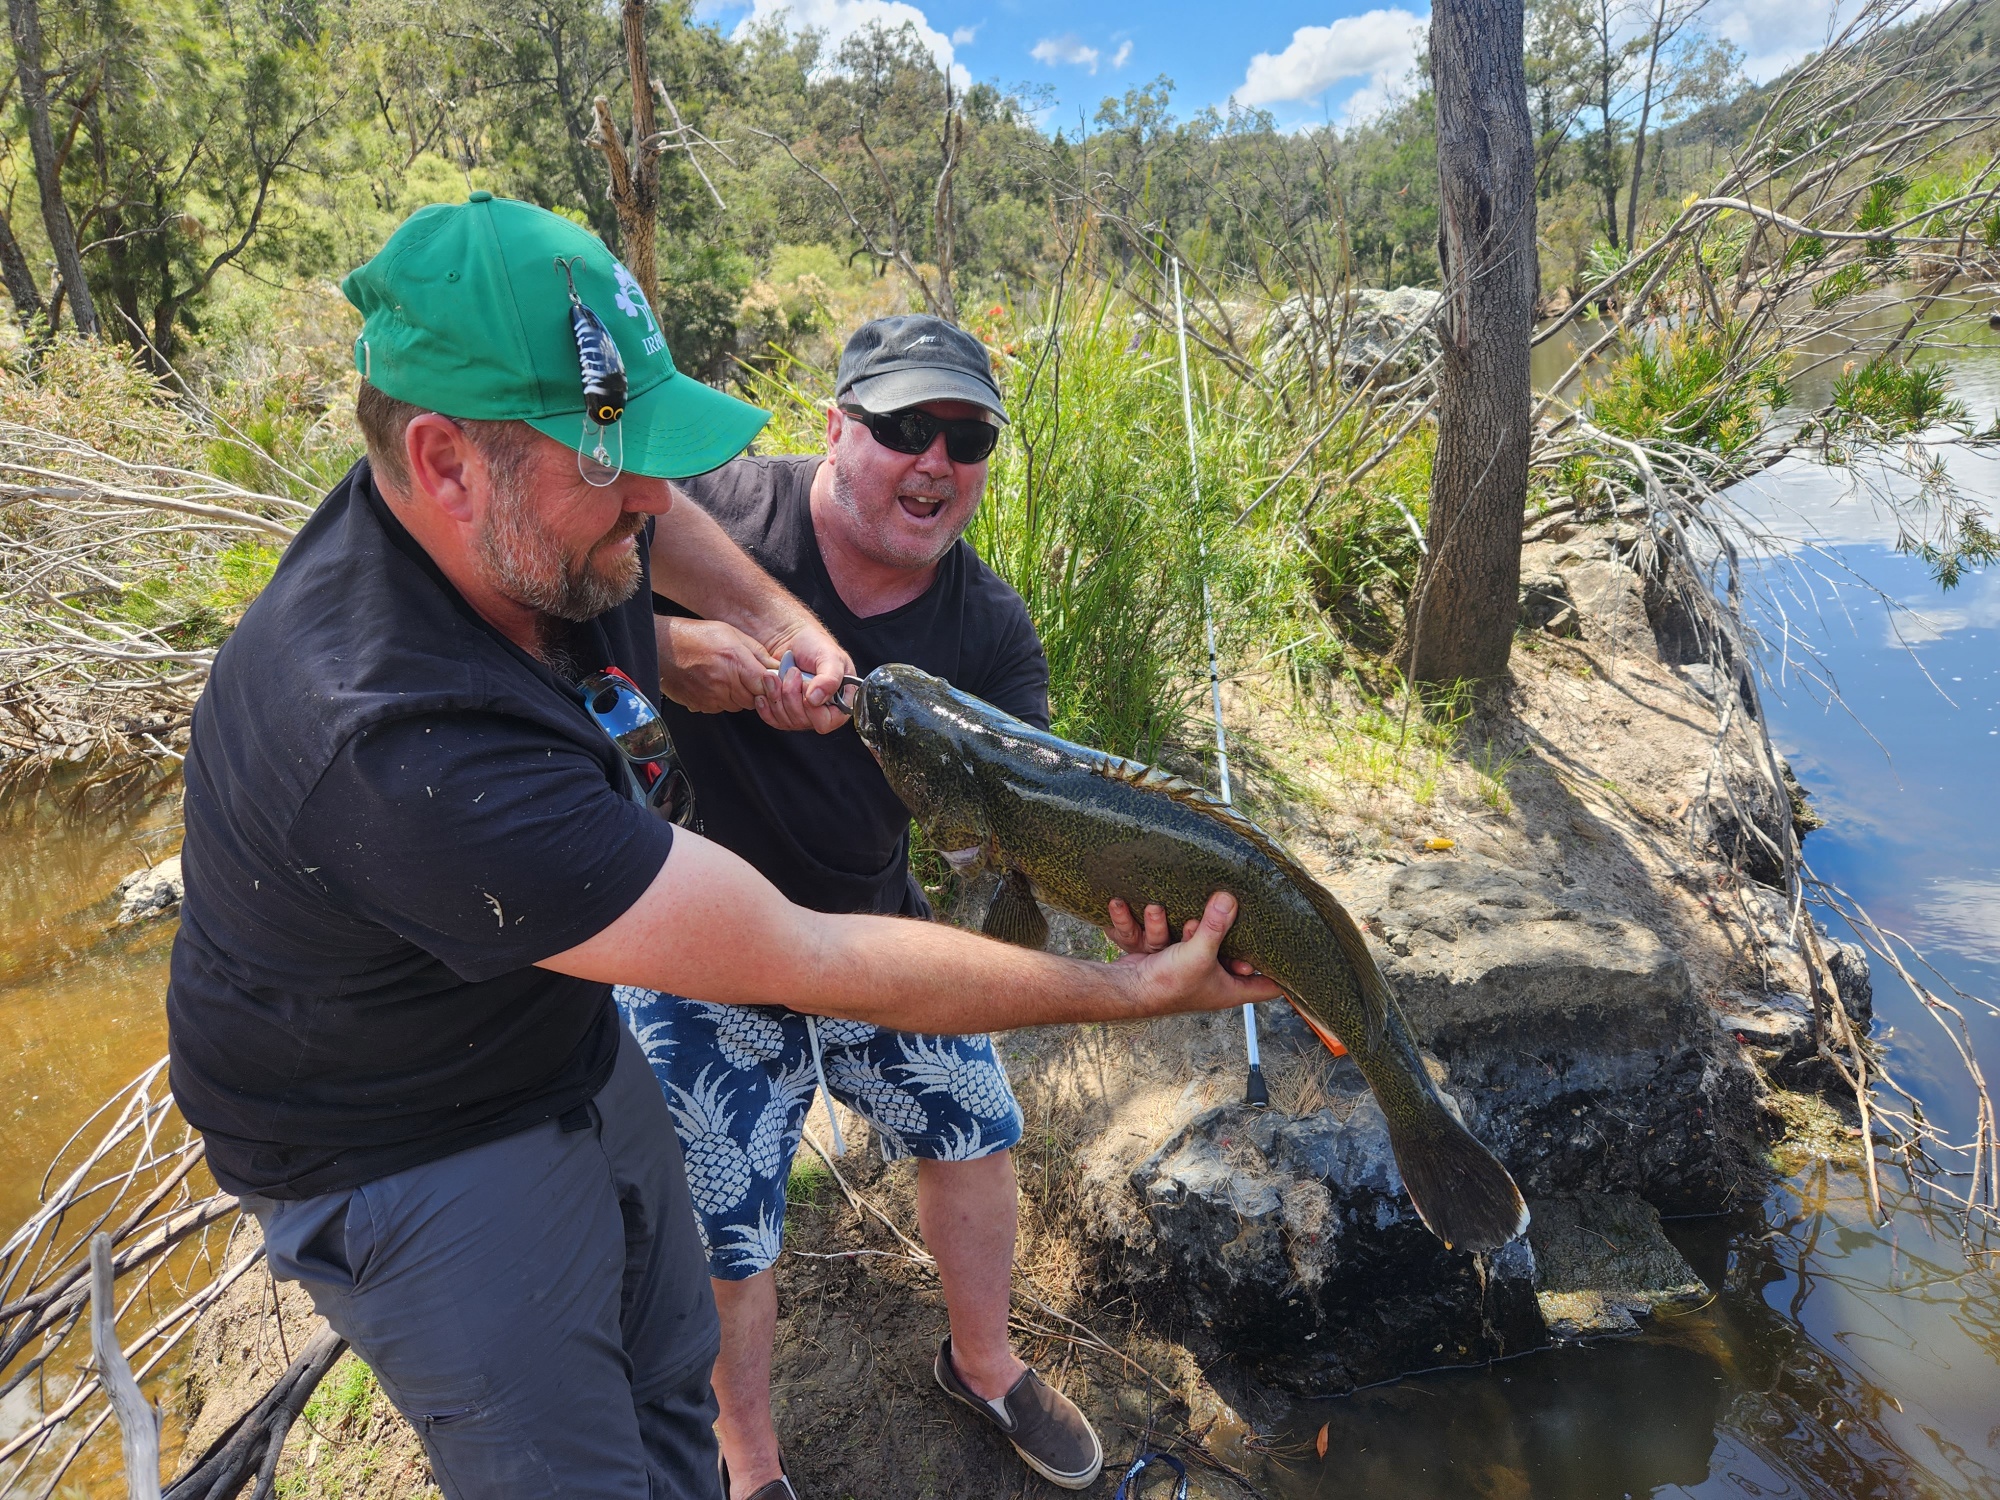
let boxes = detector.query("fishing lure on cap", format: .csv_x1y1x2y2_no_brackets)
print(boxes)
554,256,627,427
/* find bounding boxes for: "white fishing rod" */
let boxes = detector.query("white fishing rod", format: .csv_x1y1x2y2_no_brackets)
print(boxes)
1170,257,1268,1108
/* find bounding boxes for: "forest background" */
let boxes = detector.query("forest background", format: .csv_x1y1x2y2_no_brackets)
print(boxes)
2,0,1874,381
1,0,1997,759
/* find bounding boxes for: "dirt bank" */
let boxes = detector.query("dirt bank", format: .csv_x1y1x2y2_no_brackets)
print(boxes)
169,512,1850,1498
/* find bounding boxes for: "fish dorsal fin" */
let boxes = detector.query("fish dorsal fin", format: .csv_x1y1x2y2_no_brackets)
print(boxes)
1090,752,1394,1051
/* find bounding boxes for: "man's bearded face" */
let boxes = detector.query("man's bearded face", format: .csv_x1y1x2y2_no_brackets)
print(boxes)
475,455,646,622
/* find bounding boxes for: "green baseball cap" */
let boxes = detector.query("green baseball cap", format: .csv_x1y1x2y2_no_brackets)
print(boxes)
342,192,767,479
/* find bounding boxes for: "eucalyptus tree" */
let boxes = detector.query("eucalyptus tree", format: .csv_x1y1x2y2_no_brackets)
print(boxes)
1408,0,1537,688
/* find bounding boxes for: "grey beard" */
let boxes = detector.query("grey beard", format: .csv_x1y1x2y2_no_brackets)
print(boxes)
478,485,641,624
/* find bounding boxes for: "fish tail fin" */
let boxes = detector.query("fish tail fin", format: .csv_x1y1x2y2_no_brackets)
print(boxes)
1384,1100,1530,1253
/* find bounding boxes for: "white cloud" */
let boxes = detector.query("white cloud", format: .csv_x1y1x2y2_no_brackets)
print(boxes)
1233,7,1427,118
1111,39,1134,68
734,0,965,82
1032,33,1103,73
1707,0,1841,81
950,21,981,45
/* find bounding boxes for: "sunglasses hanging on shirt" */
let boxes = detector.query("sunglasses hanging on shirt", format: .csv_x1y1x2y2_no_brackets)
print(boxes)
577,667,697,828
555,256,627,487
839,404,1000,465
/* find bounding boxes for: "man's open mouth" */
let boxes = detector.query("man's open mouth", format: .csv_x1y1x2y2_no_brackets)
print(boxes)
898,494,947,521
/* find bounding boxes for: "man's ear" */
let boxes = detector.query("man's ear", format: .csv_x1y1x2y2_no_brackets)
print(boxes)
823,403,846,466
403,414,481,523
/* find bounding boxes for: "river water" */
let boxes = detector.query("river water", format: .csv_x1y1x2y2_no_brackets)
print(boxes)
1245,310,2000,1498
2,326,1997,1494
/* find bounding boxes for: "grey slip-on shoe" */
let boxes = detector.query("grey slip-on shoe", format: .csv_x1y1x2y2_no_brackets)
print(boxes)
721,1453,799,1500
933,1336,1106,1490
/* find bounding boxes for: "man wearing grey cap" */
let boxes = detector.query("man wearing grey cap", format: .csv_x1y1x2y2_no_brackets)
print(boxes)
624,315,1103,1496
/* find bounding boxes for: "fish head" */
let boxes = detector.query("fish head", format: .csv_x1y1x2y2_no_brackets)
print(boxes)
852,663,991,854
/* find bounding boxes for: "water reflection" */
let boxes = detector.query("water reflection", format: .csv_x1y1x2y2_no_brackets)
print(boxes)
1254,1173,1999,1498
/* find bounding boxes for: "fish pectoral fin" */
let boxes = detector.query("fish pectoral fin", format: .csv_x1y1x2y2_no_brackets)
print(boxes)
982,870,1050,951
1281,993,1349,1059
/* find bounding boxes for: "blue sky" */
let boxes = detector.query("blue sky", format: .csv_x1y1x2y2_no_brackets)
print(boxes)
696,0,1843,133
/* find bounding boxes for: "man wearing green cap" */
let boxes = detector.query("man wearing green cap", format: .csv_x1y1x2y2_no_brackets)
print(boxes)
165,192,1274,1500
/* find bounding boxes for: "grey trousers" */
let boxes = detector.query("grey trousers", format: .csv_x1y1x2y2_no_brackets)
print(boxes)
250,1027,723,1500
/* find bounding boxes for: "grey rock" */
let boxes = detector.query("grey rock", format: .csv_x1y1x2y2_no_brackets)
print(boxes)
1827,942,1873,1034
1528,1193,1707,1339
1519,571,1579,636
1261,288,1443,385
1695,746,1792,887
1370,857,1764,1212
1085,856,1764,1394
1561,558,1656,657
1115,1086,1545,1392
114,854,182,924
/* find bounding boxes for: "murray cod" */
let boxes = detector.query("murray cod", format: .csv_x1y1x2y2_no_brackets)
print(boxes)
852,663,1528,1254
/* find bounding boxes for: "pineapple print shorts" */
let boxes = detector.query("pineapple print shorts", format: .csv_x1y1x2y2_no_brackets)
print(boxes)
615,987,1023,1279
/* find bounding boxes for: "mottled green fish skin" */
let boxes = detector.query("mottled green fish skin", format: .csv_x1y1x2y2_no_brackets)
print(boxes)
854,663,1528,1253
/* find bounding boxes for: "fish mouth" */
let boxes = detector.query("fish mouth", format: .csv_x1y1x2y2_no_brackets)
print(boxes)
850,679,877,740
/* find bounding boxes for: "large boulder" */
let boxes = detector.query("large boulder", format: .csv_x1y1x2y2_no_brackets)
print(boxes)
1261,288,1443,385
1368,856,1764,1212
1080,855,1763,1392
1107,1066,1545,1392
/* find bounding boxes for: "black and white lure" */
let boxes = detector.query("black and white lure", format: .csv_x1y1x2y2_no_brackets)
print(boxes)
555,255,626,485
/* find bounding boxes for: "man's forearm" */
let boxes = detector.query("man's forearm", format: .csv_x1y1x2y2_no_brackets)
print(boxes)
653,489,815,647
790,908,1151,1033
540,831,1269,1032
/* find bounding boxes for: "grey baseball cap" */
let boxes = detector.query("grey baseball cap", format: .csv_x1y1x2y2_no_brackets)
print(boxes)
835,314,1007,423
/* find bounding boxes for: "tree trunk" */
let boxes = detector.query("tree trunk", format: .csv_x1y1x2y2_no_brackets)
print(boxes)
1624,6,1667,252
6,0,97,335
1407,0,1538,689
591,0,660,314
0,205,46,328
1594,1,1621,249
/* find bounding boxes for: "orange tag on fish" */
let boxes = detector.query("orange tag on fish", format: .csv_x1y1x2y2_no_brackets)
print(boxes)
1423,837,1456,851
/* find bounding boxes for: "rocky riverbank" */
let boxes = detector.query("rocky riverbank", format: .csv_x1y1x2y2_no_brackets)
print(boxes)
166,502,1864,1498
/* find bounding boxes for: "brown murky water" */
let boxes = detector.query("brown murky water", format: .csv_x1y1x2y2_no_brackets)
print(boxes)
0,771,182,1239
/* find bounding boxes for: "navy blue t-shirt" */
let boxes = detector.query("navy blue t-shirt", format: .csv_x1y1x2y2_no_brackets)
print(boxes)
168,460,676,1200
661,453,1048,916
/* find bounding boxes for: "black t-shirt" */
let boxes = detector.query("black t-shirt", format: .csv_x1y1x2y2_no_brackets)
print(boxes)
168,460,677,1200
662,454,1048,915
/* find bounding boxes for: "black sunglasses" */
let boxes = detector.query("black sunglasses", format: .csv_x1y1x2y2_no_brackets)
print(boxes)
840,404,1000,465
578,668,696,827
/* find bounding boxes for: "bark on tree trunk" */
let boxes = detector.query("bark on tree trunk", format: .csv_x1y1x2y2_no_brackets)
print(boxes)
1406,0,1537,689
0,206,46,328
591,0,660,314
7,0,97,336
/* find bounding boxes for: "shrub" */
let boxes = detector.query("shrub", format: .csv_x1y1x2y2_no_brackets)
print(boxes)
1587,323,1779,455
1828,356,1968,437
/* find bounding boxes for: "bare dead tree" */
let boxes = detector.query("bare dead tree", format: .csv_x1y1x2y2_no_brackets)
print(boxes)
591,0,663,311
589,0,732,313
